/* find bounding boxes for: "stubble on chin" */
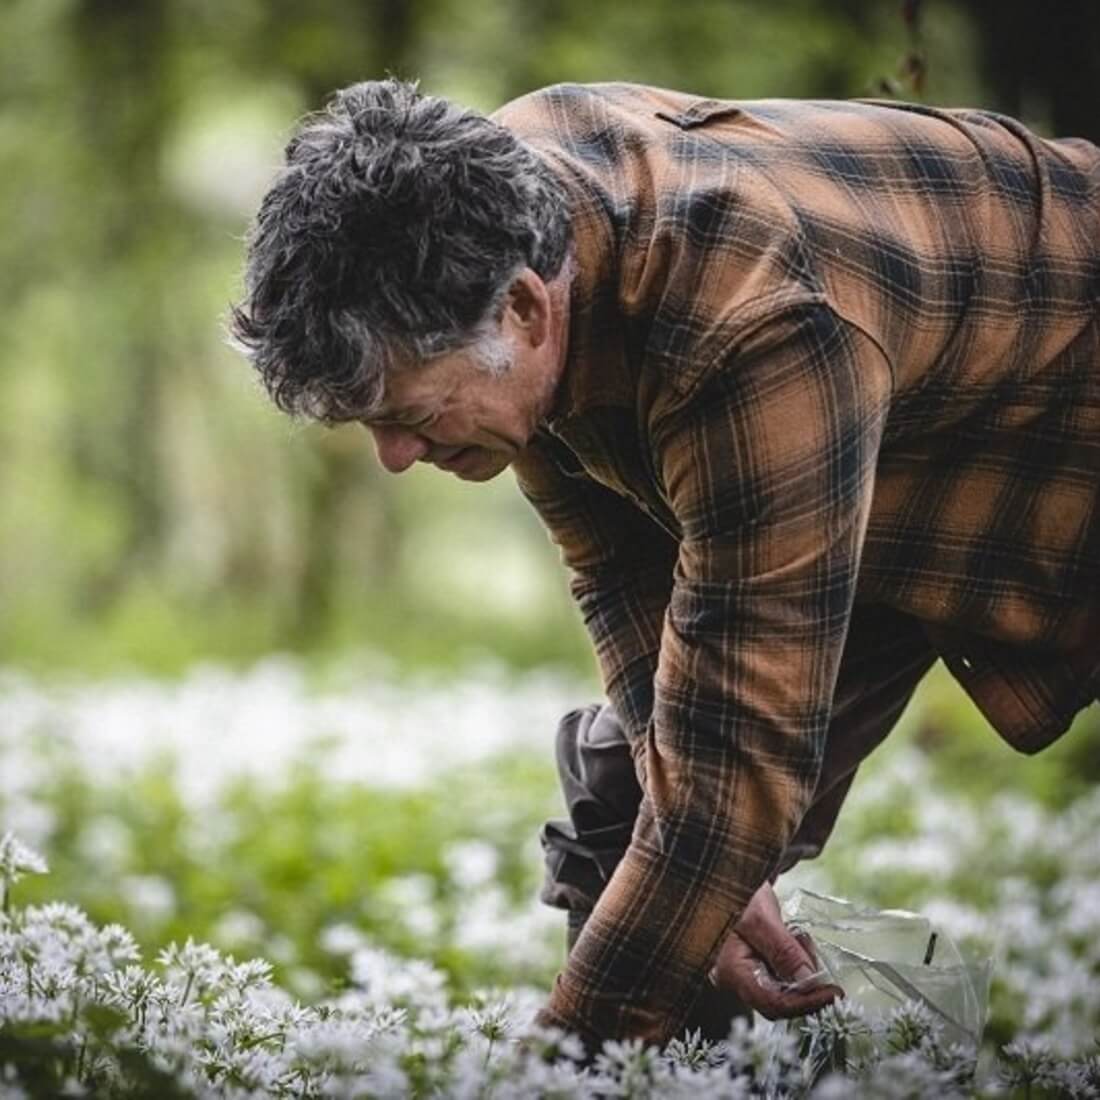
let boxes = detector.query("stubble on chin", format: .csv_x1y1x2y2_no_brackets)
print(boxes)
446,448,511,482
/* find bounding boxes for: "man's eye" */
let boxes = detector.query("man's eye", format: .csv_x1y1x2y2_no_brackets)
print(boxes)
364,412,434,430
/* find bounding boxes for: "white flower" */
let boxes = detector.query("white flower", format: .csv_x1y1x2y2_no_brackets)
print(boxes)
319,921,367,956
348,945,448,1010
158,938,226,1004
462,999,513,1045
859,1050,970,1099
379,873,441,941
120,875,176,924
100,964,163,1013
76,817,133,870
450,884,559,972
443,839,500,889
663,1028,728,1072
723,1018,805,1095
0,833,48,886
210,908,265,949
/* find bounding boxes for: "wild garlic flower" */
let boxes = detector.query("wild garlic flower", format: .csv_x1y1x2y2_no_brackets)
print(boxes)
0,833,47,911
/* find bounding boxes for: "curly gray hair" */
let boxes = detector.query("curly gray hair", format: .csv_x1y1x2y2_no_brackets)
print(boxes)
230,79,572,422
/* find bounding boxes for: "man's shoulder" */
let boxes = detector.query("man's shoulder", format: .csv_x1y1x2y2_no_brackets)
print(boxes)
490,82,714,138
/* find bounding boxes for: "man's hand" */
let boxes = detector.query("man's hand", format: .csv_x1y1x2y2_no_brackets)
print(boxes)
709,882,843,1019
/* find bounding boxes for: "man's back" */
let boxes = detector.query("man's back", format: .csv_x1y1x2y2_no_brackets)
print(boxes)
497,84,1100,748
494,83,1100,373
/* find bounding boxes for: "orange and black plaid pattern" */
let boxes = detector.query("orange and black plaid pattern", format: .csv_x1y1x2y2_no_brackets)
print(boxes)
493,84,1100,1046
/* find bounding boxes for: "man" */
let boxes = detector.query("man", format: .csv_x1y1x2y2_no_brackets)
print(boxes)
231,78,1100,1051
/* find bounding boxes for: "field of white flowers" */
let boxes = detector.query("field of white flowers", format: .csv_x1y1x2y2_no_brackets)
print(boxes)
1,659,1098,1097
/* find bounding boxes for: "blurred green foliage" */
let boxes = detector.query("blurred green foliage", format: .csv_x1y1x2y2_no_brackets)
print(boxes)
18,743,563,995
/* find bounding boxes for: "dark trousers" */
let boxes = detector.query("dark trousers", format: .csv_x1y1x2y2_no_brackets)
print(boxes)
539,703,749,1042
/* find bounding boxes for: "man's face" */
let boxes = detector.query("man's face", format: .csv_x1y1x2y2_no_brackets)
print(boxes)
362,270,567,482
363,347,533,482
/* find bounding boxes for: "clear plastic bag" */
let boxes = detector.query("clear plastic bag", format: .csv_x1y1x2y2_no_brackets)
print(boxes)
780,888,994,1050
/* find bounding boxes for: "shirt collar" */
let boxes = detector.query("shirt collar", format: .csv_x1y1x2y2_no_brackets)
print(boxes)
538,147,635,431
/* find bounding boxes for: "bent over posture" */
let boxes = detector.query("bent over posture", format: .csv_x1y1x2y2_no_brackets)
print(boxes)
232,79,1100,1050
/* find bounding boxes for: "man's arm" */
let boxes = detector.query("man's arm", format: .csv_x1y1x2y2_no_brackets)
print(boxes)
513,431,679,749
538,304,893,1047
774,604,937,876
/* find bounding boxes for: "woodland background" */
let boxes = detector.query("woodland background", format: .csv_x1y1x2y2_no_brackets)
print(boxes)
3,0,1099,678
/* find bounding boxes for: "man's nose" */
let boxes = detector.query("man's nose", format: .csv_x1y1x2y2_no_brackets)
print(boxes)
368,425,430,473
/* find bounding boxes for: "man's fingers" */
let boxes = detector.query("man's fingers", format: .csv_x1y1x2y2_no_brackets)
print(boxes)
794,929,820,969
734,882,820,982
750,982,842,1022
710,964,841,1021
736,910,817,982
711,930,843,1021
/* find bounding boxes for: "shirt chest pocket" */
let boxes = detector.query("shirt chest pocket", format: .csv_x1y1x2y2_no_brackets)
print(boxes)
655,99,744,130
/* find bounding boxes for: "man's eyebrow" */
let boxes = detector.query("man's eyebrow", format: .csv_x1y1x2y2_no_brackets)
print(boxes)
360,407,428,427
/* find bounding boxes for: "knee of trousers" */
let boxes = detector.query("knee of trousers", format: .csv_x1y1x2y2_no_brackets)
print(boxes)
539,703,643,913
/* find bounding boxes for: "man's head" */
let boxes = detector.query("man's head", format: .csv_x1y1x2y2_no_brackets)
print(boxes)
230,79,573,480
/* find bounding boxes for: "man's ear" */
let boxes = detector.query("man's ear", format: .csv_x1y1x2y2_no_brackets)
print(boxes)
504,268,551,348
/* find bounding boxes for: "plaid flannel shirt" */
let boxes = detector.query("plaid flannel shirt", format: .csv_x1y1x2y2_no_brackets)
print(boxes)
491,83,1100,1047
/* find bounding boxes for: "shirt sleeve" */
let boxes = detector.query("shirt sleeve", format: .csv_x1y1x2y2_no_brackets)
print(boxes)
512,431,679,745
776,604,936,875
538,304,893,1047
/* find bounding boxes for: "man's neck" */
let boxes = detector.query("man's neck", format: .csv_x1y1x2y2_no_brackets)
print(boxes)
542,257,577,424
